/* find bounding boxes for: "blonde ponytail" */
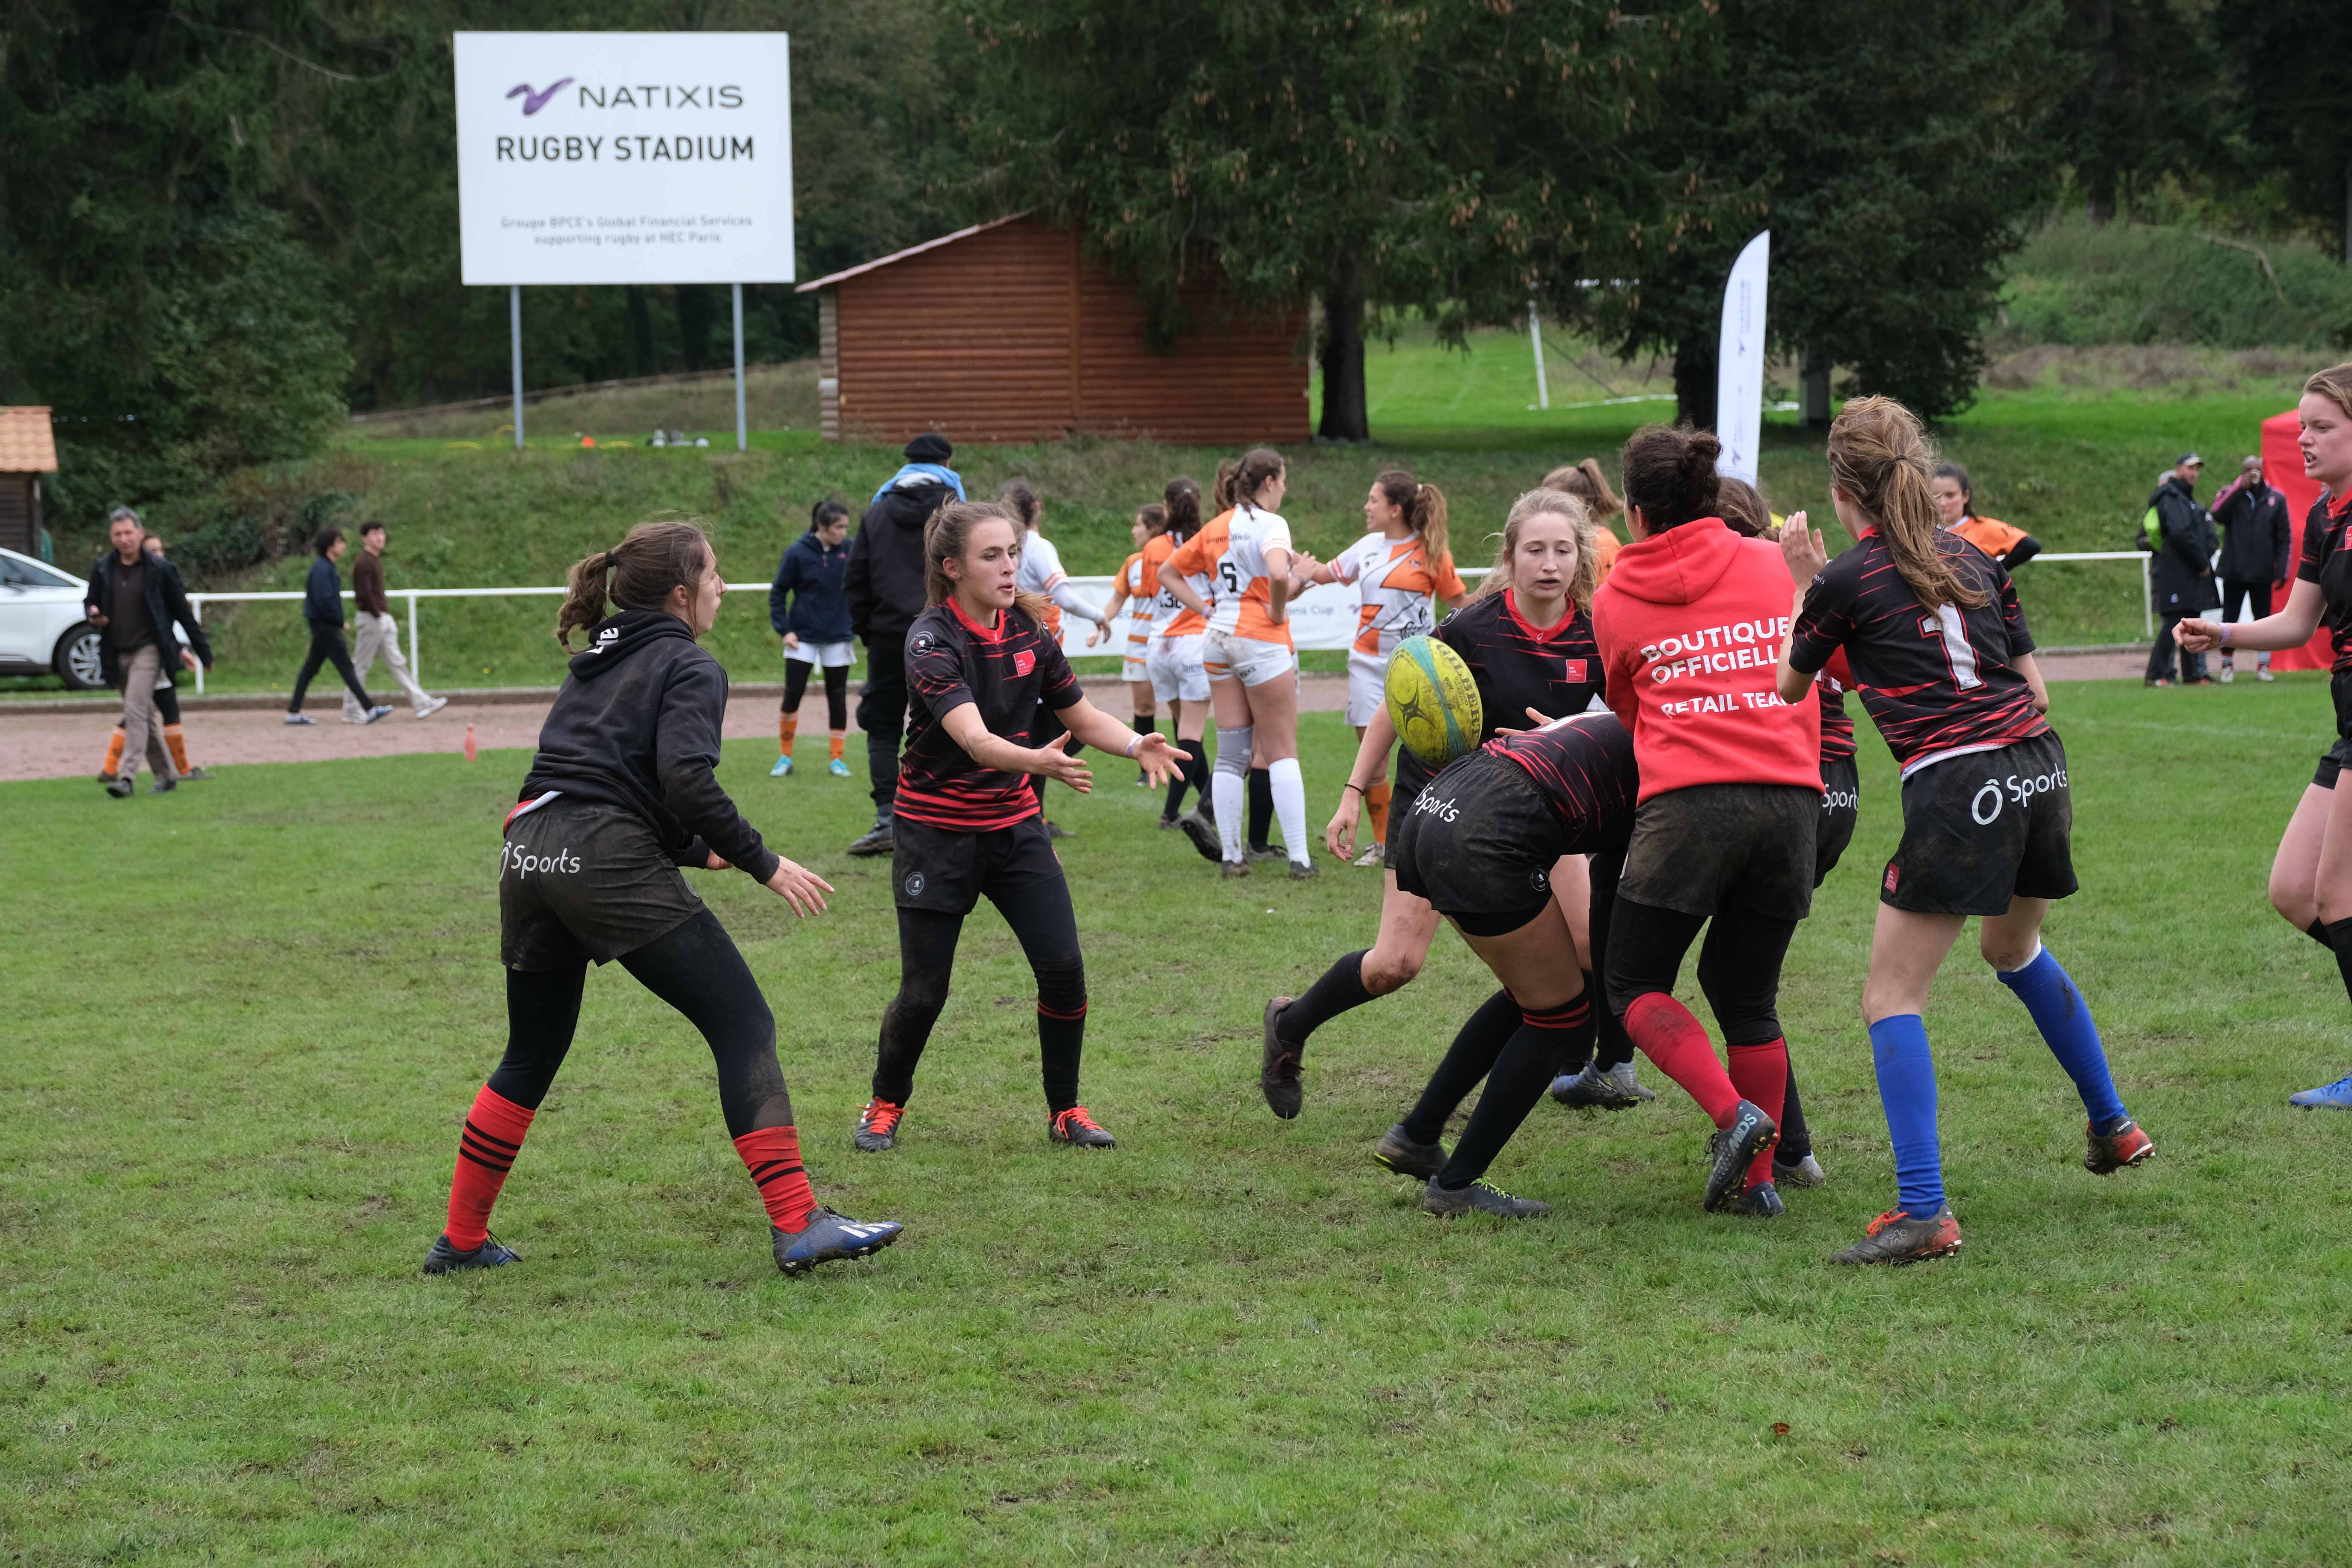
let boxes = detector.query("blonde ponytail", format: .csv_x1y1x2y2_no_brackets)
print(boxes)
1827,396,1985,611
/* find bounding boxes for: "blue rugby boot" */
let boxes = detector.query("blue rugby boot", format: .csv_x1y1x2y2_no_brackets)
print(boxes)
773,1211,903,1275
2289,1072,2352,1110
422,1232,521,1275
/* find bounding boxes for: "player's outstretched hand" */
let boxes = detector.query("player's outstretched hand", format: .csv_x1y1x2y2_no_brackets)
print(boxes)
764,856,835,917
1780,510,1828,585
1086,621,1107,648
1037,740,1093,794
1325,798,1358,862
2173,617,2225,653
1133,732,1180,787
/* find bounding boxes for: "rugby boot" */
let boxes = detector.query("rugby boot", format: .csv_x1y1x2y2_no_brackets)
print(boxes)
1729,1181,1785,1217
2288,1072,2352,1110
1261,997,1303,1119
1423,1177,1551,1220
769,753,794,776
845,818,894,858
1830,1206,1962,1266
2083,1116,2155,1174
1176,810,1222,863
854,1098,904,1152
1772,1151,1828,1188
828,758,852,778
1550,1060,1641,1110
773,1211,903,1275
1246,845,1286,864
1049,1106,1117,1148
1600,1060,1657,1103
1287,859,1320,881
1701,1100,1778,1213
421,1232,521,1275
1372,1123,1448,1181
1219,860,1251,879
1353,843,1386,868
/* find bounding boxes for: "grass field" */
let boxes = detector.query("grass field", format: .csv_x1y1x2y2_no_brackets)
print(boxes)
7,676,2352,1563
7,327,2323,705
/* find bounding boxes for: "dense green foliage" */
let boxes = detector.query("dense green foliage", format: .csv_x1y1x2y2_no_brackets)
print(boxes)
1998,217,2352,350
9,680,2352,1560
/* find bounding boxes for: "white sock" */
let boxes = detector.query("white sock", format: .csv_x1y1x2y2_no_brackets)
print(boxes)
1269,757,1311,865
1212,771,1245,861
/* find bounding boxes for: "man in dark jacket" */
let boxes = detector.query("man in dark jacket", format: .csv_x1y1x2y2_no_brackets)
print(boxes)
84,506,214,797
286,527,391,726
2145,454,2219,687
2211,454,2293,684
842,433,964,856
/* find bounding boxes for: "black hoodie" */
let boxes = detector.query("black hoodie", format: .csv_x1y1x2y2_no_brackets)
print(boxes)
845,478,952,643
518,610,780,882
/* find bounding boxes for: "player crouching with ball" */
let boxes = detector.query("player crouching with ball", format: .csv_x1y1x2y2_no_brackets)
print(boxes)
854,501,1178,1155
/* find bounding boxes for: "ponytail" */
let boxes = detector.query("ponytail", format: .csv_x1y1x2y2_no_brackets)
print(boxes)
1231,447,1284,515
1828,396,1985,611
1540,458,1625,521
1164,476,1202,543
556,518,715,648
1619,424,1722,531
1377,468,1450,571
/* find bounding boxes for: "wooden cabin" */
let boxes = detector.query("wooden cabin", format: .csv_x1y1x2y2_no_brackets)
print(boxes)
0,407,56,557
796,215,1308,446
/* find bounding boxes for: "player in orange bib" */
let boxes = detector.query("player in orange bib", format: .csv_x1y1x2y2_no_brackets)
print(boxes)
1295,469,1468,866
1543,459,1626,585
1102,502,1168,785
1160,447,1320,878
1931,462,2040,571
1145,476,1218,828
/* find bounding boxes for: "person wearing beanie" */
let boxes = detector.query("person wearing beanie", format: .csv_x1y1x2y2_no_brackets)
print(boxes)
844,434,965,856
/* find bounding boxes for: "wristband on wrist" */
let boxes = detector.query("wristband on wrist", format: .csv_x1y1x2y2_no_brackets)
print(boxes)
1124,733,1143,760
1342,781,1365,795
2220,623,2233,649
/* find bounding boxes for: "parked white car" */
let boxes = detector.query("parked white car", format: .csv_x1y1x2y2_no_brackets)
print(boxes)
0,545,110,689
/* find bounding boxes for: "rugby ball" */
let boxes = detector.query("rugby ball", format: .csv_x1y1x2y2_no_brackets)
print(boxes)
1386,635,1482,770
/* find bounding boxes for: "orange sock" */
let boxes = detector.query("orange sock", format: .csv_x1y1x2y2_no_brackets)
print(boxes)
163,724,192,775
733,1125,818,1233
1366,779,1392,844
828,732,845,761
778,713,798,757
101,727,125,777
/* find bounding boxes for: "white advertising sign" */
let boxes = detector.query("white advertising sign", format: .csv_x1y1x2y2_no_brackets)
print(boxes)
453,32,794,286
1714,229,1769,486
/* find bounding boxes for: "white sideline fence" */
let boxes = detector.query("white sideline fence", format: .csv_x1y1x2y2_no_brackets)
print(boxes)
184,551,2155,695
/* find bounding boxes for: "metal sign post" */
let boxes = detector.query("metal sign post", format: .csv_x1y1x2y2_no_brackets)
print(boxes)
510,285,524,450
732,283,747,452
1528,299,1549,411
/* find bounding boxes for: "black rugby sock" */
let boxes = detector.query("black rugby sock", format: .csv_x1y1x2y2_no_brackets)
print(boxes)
2327,918,2352,1010
1588,970,1632,1071
2309,917,2335,951
1436,994,1594,1190
1775,1062,1812,1161
1279,951,1372,1048
1247,767,1274,851
1400,989,1522,1146
1166,738,1208,818
1038,999,1087,1114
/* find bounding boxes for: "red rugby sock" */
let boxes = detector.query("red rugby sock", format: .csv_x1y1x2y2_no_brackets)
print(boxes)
445,1085,534,1250
733,1125,818,1234
1727,1038,1790,1187
1623,992,1740,1128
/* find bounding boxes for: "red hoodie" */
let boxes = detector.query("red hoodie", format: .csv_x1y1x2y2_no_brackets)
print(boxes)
1592,516,1821,803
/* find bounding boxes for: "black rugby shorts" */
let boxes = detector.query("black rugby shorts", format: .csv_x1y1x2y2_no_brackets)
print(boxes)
1816,756,1860,889
1882,732,2077,916
499,799,705,970
890,811,1064,916
1387,752,1562,936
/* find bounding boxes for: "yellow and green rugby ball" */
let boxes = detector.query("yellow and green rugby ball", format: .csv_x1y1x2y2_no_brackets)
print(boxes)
1385,634,1483,770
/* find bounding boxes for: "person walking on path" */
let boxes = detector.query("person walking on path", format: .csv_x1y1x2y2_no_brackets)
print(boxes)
341,522,448,722
286,528,391,726
2144,455,2219,688
98,530,208,784
83,506,211,798
844,435,963,856
769,499,856,778
2211,455,2293,684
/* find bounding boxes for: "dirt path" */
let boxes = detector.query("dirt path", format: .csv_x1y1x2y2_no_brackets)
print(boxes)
0,652,2163,784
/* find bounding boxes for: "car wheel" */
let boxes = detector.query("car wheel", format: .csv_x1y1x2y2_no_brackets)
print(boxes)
54,624,106,691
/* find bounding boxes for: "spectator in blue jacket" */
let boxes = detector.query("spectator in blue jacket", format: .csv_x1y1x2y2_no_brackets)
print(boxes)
286,527,392,726
768,499,855,777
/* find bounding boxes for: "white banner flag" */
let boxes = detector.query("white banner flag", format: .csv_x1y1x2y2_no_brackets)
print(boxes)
1715,230,1770,485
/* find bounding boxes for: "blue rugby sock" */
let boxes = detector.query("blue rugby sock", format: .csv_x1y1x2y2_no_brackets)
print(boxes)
1867,1014,1943,1215
1996,945,2126,1133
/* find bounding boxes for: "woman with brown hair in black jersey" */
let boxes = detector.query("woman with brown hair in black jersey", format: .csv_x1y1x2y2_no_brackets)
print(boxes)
854,501,1179,1155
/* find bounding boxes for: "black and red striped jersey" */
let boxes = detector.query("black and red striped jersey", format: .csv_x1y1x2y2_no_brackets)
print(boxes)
1483,710,1639,850
2296,492,2352,672
1399,590,1607,797
1817,646,1857,765
897,598,1082,831
1787,532,2047,778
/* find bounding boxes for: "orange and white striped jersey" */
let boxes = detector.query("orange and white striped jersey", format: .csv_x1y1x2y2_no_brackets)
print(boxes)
1329,532,1465,658
1015,530,1068,639
1116,550,1158,642
1153,515,1221,639
1170,504,1294,645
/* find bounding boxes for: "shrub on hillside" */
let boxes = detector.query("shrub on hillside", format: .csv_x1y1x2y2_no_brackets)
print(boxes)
1996,217,2352,349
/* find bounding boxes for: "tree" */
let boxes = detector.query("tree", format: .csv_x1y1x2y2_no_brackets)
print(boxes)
1596,0,2072,427
2055,0,2229,227
959,1,1704,443
2213,0,2352,262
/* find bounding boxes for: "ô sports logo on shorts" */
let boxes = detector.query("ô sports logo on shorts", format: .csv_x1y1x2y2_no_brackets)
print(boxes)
905,872,925,897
